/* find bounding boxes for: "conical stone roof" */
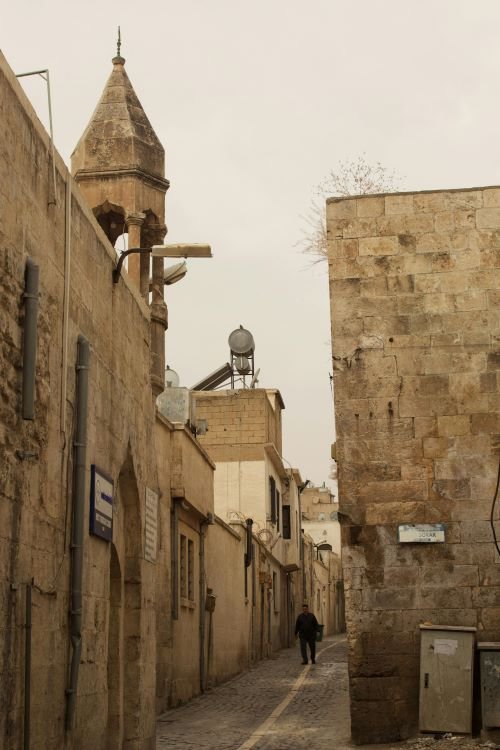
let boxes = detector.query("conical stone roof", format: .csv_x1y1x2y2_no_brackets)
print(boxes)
72,56,166,180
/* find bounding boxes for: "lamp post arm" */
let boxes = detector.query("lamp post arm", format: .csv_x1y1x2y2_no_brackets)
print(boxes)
113,247,152,284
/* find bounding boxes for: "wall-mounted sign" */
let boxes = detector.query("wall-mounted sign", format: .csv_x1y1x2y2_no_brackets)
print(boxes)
90,465,114,541
398,524,445,544
145,488,159,563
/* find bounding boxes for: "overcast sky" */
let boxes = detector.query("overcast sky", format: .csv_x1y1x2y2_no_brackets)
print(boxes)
4,0,500,487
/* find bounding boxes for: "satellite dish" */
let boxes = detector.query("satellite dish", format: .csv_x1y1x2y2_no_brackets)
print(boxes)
249,368,261,388
228,325,255,356
165,366,180,388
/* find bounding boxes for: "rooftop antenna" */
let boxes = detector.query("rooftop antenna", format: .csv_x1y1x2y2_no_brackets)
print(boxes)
117,26,122,57
15,67,57,206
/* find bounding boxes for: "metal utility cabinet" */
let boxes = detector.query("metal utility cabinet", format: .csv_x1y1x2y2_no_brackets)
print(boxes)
419,625,476,734
478,642,500,729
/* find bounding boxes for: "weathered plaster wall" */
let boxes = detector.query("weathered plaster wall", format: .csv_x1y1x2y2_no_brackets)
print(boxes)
0,50,163,750
328,187,500,743
212,460,266,523
204,519,251,684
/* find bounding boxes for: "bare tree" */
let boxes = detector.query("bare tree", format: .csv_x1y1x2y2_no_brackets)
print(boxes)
301,155,401,263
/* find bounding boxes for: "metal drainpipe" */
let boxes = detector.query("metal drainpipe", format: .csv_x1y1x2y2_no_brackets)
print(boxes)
199,521,207,693
171,501,179,620
22,259,39,420
65,335,90,731
24,581,32,750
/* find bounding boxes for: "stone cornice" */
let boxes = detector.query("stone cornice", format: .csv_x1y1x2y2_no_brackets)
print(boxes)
74,166,170,192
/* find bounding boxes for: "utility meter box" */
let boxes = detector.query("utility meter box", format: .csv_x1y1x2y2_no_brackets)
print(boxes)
478,642,500,729
419,624,476,734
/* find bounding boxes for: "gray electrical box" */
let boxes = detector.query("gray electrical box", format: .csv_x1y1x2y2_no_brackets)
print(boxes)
419,624,476,734
478,642,500,728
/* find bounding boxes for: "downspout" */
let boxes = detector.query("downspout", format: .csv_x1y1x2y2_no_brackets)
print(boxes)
199,521,207,693
22,259,39,420
23,581,32,750
171,501,179,620
65,335,90,731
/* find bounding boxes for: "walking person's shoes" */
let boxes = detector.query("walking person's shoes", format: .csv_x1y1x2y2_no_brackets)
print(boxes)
301,661,308,664
311,659,316,664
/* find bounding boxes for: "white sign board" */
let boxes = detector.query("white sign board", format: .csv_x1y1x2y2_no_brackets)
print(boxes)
145,488,159,563
434,638,458,656
398,524,445,544
89,465,114,541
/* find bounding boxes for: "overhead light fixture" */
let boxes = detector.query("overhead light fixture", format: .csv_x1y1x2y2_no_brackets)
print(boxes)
113,244,212,283
151,244,212,258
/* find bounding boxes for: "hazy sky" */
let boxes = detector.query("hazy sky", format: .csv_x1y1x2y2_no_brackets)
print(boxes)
4,0,500,486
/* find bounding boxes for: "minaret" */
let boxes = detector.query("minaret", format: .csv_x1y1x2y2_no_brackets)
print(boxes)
71,32,169,395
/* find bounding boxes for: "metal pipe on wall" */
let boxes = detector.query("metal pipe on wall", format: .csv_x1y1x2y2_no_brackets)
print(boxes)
199,522,206,693
23,582,32,750
22,259,39,420
65,335,90,730
171,501,179,620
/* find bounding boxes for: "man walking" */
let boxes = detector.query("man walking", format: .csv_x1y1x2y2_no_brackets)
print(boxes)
295,603,319,664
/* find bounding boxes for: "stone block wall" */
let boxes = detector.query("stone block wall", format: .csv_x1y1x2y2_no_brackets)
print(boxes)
328,187,500,743
0,51,164,750
194,389,284,460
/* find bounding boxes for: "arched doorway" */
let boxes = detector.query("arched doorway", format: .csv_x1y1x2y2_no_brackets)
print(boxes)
111,450,143,746
107,545,123,748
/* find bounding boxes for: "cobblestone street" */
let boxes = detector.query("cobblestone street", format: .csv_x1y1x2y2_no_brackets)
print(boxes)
157,635,352,750
157,636,495,750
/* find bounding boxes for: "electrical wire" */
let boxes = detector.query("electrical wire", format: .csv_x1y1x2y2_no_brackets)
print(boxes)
490,457,500,558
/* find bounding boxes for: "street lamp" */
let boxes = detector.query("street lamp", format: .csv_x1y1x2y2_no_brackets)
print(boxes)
112,244,212,283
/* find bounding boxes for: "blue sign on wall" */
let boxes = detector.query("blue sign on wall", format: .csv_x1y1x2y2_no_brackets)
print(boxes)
89,465,114,541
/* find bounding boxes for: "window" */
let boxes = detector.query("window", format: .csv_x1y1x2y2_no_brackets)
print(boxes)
273,571,279,612
269,476,276,524
282,505,291,539
252,544,256,606
276,490,280,532
180,534,195,604
188,539,194,601
180,535,187,599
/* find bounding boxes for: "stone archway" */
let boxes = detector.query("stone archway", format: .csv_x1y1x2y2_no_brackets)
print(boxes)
93,199,126,245
117,451,143,746
107,544,123,749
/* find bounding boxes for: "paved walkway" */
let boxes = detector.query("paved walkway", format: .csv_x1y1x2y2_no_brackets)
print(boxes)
156,634,352,750
156,637,492,750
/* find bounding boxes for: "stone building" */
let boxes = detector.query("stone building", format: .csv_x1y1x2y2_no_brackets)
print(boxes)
328,187,500,743
0,44,326,749
0,48,169,749
193,389,304,650
301,483,341,556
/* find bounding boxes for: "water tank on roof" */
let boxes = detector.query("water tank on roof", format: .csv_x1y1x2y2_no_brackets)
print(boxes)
228,326,255,356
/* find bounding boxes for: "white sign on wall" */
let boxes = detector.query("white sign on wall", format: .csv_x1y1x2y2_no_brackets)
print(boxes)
398,524,445,544
89,465,114,541
145,488,159,563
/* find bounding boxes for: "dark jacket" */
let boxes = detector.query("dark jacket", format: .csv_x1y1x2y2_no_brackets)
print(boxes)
295,612,319,638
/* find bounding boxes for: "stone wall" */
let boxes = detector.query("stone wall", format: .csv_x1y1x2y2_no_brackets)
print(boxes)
194,389,284,461
0,50,164,750
328,187,500,743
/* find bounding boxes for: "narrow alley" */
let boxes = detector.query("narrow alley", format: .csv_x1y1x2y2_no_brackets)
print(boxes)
156,637,494,750
156,635,351,750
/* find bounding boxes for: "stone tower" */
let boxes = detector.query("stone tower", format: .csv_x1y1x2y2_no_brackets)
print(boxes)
71,46,169,395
